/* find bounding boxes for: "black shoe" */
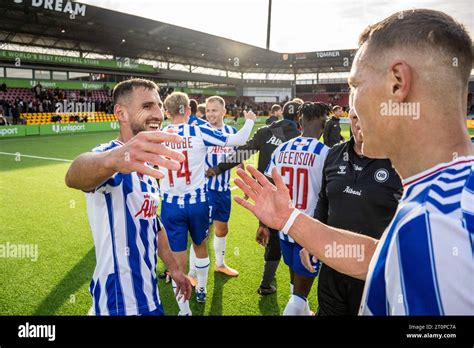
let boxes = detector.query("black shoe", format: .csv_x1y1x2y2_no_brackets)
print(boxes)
257,285,276,295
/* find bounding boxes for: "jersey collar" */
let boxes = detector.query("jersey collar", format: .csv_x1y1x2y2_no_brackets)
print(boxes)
402,156,474,188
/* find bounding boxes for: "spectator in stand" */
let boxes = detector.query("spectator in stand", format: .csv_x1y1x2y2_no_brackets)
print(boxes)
189,99,198,117
0,111,9,126
11,104,20,125
33,83,41,98
323,105,345,147
197,103,206,120
266,104,283,125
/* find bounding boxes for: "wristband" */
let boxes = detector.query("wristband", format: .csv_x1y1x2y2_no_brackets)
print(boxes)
281,209,301,235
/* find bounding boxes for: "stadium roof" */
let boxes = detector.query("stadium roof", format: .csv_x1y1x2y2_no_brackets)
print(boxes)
0,0,355,75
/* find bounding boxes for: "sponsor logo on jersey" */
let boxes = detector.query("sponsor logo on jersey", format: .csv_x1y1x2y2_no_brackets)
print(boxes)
208,146,234,154
337,165,347,175
353,164,363,171
343,185,362,196
134,194,158,219
266,135,283,146
374,168,389,183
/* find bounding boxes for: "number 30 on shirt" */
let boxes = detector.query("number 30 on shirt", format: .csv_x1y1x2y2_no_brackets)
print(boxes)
281,166,308,210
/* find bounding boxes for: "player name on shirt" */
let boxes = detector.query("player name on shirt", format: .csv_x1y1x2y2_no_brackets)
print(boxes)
165,137,193,149
277,151,317,166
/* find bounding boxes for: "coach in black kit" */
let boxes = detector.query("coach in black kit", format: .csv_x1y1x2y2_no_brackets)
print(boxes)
313,108,402,315
207,100,301,295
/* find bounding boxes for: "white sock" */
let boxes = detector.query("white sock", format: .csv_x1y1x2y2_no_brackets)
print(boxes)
213,236,226,267
289,282,294,295
302,300,312,316
188,246,196,276
195,256,210,292
172,279,192,315
283,294,307,316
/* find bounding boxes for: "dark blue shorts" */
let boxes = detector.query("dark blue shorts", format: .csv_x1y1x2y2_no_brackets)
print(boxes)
280,238,321,278
207,189,231,223
139,304,165,316
161,200,210,252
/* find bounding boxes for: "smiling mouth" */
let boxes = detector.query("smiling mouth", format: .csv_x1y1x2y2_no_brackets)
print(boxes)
147,122,161,130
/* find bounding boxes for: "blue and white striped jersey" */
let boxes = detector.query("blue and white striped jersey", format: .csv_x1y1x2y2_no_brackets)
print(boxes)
206,124,237,192
360,156,474,315
265,136,330,243
85,140,162,316
188,114,208,126
160,123,229,204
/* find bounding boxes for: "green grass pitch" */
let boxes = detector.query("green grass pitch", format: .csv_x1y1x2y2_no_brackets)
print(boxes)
0,124,471,315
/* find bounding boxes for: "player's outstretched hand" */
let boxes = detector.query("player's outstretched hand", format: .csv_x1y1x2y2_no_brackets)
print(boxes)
170,270,192,301
234,165,294,231
243,110,257,122
205,167,218,177
256,225,270,247
106,131,185,180
299,248,318,273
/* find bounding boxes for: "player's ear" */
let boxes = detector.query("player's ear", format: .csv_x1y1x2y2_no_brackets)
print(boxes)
114,104,127,122
388,60,412,102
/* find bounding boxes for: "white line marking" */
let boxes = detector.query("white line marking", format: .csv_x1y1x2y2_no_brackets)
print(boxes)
230,186,239,191
0,152,72,163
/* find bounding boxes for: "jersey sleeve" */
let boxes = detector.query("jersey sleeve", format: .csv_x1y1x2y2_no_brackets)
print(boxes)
88,141,122,193
198,125,228,147
264,147,279,177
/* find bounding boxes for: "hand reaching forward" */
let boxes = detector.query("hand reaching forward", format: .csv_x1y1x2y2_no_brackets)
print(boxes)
106,130,185,179
233,165,294,231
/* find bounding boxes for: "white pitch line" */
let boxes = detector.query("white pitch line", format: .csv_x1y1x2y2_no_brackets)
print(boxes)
0,152,72,163
0,153,249,188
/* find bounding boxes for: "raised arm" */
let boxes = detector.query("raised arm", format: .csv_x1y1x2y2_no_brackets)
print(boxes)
65,131,185,192
224,110,256,147
233,165,379,280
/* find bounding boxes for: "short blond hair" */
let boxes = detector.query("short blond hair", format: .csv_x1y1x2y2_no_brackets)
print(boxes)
206,95,226,108
197,104,206,115
164,92,189,117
